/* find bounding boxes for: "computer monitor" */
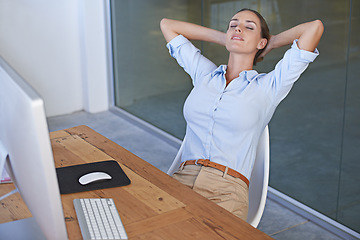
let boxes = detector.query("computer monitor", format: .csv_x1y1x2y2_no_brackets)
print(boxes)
0,56,68,239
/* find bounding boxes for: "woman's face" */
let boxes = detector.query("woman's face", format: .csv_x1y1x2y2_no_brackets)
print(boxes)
225,10,267,56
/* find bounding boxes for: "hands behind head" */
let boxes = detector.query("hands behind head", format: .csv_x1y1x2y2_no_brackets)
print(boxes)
258,35,274,60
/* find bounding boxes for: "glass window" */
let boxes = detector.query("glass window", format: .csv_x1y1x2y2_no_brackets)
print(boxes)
110,0,360,233
111,0,202,139
260,0,349,220
337,0,360,231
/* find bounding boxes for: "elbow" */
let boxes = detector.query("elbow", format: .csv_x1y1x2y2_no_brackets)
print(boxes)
312,19,324,35
297,19,324,51
160,18,169,30
160,18,177,42
160,18,173,34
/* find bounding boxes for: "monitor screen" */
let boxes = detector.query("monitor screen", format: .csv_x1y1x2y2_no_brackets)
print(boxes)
0,56,68,239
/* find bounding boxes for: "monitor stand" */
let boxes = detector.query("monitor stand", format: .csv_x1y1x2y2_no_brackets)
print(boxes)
0,217,46,240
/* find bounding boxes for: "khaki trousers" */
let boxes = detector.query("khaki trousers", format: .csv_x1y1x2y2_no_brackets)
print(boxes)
172,164,249,221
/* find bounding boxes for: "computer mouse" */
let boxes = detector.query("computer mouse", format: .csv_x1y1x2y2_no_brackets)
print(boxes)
78,172,112,185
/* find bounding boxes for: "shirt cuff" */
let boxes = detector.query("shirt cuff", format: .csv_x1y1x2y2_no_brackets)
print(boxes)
166,35,190,56
292,39,319,63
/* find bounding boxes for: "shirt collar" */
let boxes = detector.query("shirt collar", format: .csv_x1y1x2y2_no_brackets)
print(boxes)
211,65,259,83
240,70,259,83
211,65,227,77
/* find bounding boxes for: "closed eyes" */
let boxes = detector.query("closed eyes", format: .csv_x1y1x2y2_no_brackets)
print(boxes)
229,19,257,30
229,24,254,30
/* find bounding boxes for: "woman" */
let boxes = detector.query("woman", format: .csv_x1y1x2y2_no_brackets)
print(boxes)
160,9,323,221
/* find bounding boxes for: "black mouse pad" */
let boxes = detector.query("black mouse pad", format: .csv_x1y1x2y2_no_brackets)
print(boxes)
56,160,131,194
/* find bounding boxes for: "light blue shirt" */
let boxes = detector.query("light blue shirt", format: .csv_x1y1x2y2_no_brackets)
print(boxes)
167,35,319,179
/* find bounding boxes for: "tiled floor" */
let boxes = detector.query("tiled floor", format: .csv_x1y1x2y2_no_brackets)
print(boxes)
47,110,352,240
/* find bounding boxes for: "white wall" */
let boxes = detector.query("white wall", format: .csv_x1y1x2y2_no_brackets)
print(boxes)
80,0,110,114
0,0,109,117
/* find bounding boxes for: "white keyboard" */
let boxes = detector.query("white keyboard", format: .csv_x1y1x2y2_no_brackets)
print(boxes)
73,198,128,240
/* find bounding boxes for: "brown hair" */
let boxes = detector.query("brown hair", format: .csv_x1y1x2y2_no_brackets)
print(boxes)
236,8,270,65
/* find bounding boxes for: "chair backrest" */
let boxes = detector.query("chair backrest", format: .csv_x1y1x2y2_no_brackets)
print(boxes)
167,136,185,176
246,126,270,227
167,126,270,228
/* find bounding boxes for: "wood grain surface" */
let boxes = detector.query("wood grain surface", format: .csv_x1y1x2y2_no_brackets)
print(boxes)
0,125,272,240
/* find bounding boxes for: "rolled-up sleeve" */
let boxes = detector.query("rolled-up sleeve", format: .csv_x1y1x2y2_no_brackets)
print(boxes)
264,39,319,105
166,35,217,86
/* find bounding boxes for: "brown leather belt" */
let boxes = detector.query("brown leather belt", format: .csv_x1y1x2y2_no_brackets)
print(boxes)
181,159,249,187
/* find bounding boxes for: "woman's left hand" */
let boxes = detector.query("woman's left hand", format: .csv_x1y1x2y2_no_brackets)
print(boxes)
258,35,274,59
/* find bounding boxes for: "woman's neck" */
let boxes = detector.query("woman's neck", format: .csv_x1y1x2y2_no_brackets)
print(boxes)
225,53,254,86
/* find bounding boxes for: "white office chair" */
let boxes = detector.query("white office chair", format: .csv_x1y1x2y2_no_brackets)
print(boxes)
167,126,270,228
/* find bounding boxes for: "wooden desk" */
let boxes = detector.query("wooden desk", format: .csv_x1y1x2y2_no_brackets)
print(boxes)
0,125,272,239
